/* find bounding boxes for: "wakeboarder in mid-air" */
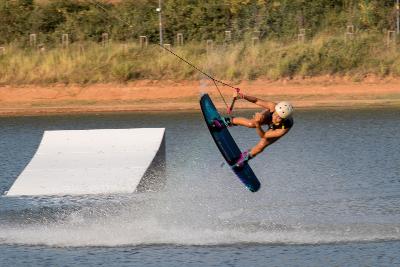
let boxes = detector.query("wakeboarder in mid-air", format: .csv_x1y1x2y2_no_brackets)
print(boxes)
214,91,294,167
89,0,287,192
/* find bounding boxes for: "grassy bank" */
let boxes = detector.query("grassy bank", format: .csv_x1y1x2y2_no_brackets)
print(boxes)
1,33,400,85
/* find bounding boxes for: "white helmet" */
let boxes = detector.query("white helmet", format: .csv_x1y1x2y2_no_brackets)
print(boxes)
275,101,293,119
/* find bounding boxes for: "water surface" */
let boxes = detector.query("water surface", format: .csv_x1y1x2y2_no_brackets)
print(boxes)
0,108,399,266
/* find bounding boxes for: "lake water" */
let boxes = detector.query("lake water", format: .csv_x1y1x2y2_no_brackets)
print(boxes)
0,108,399,266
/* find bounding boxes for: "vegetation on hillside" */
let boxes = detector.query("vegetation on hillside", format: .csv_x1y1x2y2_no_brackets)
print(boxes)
0,0,399,84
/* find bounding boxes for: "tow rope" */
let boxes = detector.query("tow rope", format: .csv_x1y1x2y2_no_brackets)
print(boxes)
88,0,240,114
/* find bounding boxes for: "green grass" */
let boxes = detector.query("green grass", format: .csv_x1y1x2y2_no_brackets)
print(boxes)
0,33,399,85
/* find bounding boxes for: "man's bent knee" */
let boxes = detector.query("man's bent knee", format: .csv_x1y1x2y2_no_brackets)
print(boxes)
247,120,256,128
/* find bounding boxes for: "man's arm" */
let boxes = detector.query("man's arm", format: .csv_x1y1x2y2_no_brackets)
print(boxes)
263,128,289,139
253,113,289,139
249,121,289,157
254,121,266,138
236,92,276,111
254,122,288,139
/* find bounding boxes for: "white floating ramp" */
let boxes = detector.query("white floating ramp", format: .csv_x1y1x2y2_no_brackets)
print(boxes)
6,128,165,196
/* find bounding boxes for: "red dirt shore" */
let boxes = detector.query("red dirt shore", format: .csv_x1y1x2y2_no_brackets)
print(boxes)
0,77,399,116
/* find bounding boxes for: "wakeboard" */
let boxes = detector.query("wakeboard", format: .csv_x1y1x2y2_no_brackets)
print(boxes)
200,93,261,192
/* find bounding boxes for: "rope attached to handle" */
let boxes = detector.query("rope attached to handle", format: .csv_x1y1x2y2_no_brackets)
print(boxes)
89,0,241,113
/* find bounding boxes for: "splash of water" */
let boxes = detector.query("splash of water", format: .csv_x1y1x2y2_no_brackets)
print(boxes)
0,191,400,247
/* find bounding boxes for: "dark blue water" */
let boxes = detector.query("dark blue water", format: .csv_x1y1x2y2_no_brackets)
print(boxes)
0,109,399,266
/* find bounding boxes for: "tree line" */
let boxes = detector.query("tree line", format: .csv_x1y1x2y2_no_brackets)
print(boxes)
0,0,398,46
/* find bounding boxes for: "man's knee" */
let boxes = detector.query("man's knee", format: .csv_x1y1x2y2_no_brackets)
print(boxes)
247,120,256,128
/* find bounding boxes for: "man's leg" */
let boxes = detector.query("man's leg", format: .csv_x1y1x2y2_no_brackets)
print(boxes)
214,114,257,129
231,110,269,128
249,138,271,157
231,117,256,128
234,138,277,168
212,116,254,129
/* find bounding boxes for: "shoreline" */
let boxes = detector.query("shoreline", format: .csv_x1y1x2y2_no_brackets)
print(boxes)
1,78,400,116
0,100,399,117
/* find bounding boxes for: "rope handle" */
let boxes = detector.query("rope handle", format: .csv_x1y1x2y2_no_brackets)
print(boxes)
227,88,241,114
